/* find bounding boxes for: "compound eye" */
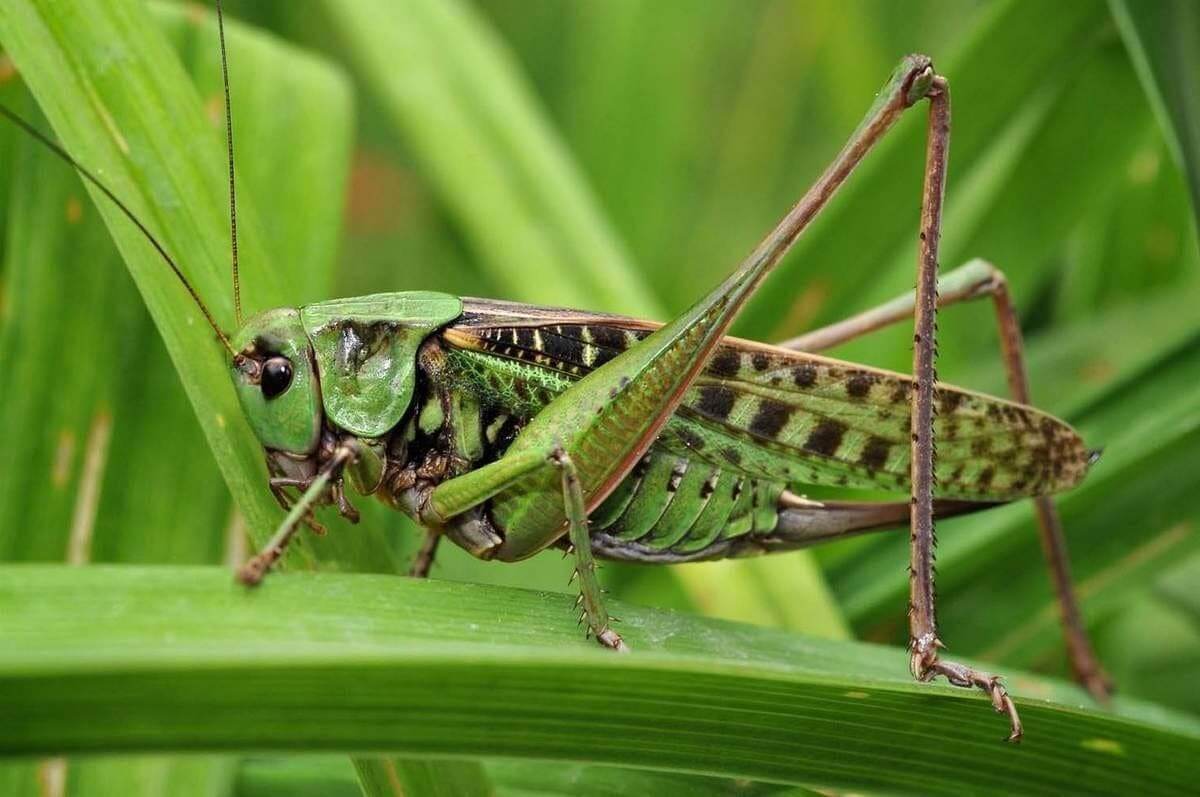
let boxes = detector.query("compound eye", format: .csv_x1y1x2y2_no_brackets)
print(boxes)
261,357,294,399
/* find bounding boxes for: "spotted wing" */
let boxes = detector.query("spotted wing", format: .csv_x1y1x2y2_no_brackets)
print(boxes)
444,298,1094,501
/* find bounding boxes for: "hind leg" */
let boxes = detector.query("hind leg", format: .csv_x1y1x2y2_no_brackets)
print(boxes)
900,76,1025,741
775,258,1110,701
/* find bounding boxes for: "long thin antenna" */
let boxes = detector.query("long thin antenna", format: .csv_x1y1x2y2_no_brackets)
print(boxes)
0,104,236,355
215,0,242,327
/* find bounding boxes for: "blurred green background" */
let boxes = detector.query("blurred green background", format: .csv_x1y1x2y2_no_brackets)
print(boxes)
1,0,1198,794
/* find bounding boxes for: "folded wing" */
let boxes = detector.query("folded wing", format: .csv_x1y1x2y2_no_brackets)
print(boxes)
448,299,1094,501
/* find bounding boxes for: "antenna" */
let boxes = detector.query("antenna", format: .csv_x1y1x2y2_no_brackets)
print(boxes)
0,104,236,355
215,0,243,327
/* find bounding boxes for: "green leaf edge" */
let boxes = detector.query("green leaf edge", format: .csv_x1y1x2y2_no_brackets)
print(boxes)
3,565,1198,796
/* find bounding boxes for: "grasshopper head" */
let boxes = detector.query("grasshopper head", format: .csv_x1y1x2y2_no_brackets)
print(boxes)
230,308,323,455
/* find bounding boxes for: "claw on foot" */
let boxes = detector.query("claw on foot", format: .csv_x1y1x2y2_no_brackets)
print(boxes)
1077,666,1116,704
596,627,630,653
236,553,272,587
304,513,327,536
332,484,360,524
911,635,1023,743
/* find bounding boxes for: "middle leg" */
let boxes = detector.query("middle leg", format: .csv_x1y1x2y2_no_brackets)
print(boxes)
553,448,627,652
775,258,1001,353
409,529,442,578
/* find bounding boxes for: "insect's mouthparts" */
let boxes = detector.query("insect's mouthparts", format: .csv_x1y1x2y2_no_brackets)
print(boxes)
233,353,261,382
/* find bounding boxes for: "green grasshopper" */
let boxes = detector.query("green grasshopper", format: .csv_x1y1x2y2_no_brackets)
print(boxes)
3,1,1113,743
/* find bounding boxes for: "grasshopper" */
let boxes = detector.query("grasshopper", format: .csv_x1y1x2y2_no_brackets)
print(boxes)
2,1,1113,743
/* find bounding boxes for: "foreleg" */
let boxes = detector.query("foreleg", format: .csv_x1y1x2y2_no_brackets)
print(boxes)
238,444,356,585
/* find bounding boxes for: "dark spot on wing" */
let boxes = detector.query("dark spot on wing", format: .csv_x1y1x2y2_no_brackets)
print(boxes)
708,349,741,378
847,372,875,399
793,364,817,388
804,418,847,457
721,447,742,466
515,327,535,350
860,436,891,471
751,352,770,372
541,329,585,368
696,385,737,421
591,346,618,368
589,325,626,350
748,398,791,439
938,389,964,414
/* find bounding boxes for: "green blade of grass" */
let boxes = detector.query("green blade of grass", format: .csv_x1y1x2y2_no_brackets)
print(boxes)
319,0,658,316
735,0,1109,341
3,565,1199,795
352,757,492,797
0,0,385,575
0,0,280,541
150,1,353,306
238,755,823,797
1110,0,1200,232
487,760,822,797
236,757,363,797
0,3,363,794
833,37,1159,373
0,96,154,562
0,108,235,794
